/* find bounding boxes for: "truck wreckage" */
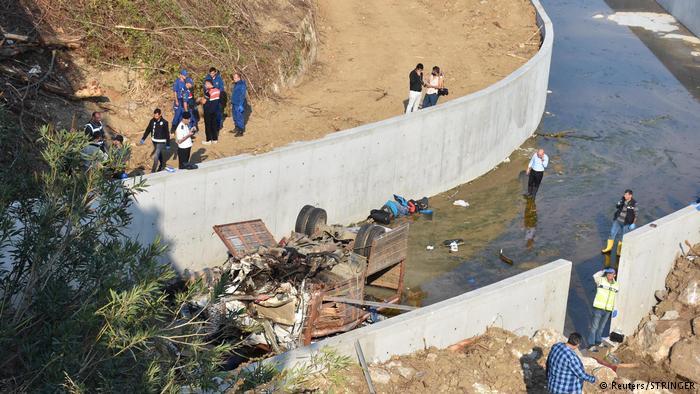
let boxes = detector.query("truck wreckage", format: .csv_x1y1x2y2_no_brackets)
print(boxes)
181,206,409,357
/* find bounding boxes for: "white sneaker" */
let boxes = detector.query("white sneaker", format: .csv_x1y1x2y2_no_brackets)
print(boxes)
203,141,211,145
213,140,218,144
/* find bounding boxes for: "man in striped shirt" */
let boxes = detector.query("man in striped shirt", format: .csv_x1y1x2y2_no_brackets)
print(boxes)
546,332,596,394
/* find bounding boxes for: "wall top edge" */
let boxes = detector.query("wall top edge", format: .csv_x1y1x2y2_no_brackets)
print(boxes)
141,0,554,183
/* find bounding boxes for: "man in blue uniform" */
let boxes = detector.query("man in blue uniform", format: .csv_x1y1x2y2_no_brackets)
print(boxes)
203,67,225,131
231,72,248,137
171,70,188,134
183,78,199,134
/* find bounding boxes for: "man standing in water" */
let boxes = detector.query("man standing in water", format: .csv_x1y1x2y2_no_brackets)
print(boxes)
525,148,549,198
601,189,637,255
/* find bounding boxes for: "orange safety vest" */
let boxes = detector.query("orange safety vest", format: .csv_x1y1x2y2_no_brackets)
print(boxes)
208,88,220,101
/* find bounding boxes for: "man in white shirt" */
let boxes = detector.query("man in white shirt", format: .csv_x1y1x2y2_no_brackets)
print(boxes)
175,112,196,170
525,148,549,198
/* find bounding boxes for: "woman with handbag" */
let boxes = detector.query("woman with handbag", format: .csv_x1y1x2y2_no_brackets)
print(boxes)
422,66,444,109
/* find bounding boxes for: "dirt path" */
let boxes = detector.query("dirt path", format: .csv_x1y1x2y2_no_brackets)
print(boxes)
125,0,539,171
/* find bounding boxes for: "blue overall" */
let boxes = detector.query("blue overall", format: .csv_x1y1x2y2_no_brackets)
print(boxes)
204,73,225,130
171,77,187,131
231,79,247,131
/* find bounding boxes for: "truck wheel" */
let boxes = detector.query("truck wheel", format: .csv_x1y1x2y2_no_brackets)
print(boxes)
295,205,315,234
353,223,374,256
363,225,387,258
304,207,327,236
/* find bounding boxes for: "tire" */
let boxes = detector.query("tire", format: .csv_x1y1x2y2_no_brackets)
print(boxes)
353,224,374,255
295,205,315,234
362,225,387,258
304,207,327,236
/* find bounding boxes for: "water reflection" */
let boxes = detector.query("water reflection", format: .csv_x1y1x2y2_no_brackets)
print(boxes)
524,197,538,249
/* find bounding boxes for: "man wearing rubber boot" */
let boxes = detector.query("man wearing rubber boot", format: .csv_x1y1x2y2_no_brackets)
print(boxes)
231,72,248,136
587,267,619,351
601,189,637,255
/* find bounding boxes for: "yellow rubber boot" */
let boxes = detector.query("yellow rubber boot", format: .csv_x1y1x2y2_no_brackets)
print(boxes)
617,241,622,256
601,239,614,254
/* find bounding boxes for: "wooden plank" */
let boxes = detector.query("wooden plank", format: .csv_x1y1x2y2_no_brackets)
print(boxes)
212,219,277,258
323,296,417,311
366,223,409,275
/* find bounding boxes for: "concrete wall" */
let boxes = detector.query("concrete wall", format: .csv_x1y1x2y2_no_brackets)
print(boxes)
611,204,700,336
657,0,700,38
262,259,571,370
126,0,553,271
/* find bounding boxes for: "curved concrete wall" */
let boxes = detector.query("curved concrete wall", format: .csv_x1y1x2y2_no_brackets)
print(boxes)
127,0,553,271
656,0,700,38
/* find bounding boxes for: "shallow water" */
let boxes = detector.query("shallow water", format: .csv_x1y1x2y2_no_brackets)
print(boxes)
402,0,700,335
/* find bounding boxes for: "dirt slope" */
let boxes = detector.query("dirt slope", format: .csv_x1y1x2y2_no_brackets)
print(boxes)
125,0,540,171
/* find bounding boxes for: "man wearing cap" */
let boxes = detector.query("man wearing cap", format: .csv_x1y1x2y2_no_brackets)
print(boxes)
587,267,619,350
601,189,638,256
171,69,189,133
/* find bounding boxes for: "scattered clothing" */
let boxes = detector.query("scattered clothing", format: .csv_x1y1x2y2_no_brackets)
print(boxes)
546,342,596,394
232,79,248,135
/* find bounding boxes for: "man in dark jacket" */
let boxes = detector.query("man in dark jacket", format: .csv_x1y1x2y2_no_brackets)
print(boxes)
204,67,226,131
405,63,424,114
231,72,247,136
601,189,638,255
140,108,170,173
84,112,106,149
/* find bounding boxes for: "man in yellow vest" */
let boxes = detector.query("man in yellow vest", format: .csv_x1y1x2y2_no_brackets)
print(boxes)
587,267,619,351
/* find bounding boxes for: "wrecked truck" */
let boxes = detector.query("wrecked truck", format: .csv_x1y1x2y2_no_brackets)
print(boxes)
183,206,408,355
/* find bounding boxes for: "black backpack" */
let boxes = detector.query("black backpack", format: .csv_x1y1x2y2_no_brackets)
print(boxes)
369,209,391,225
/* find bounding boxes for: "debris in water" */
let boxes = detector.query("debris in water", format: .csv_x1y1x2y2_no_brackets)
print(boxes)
453,199,469,207
662,33,700,44
607,12,678,33
442,239,465,247
449,242,459,253
499,249,514,265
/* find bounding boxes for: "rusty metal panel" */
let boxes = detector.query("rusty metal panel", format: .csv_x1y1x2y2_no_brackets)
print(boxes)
366,223,409,276
212,219,277,258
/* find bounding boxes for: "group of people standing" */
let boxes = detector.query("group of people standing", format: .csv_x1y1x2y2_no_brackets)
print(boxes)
406,63,446,114
140,67,249,172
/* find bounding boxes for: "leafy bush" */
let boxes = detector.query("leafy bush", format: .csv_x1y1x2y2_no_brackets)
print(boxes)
0,126,229,392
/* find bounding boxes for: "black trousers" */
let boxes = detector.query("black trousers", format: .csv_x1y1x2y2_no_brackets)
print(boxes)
204,110,218,142
527,170,544,197
177,147,191,169
151,142,166,173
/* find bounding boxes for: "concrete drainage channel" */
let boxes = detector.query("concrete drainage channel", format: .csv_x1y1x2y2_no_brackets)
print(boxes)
125,0,554,273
